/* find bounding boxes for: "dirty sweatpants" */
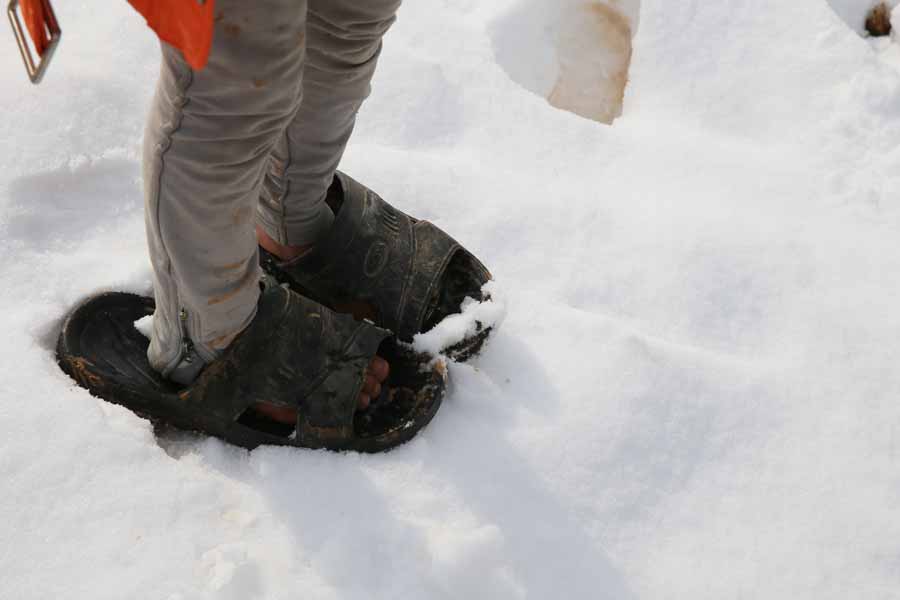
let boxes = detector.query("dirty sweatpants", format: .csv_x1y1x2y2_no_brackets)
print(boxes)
143,0,401,382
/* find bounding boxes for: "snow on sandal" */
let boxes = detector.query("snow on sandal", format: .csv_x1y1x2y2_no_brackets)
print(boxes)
260,171,497,362
56,284,447,453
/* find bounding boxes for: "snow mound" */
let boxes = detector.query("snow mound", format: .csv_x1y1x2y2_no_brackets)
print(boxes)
412,281,507,358
491,0,639,124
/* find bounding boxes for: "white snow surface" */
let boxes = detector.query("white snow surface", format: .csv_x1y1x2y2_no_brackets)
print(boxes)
2,1,900,598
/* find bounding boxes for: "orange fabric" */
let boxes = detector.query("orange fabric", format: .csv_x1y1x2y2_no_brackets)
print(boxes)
20,0,51,56
127,0,215,70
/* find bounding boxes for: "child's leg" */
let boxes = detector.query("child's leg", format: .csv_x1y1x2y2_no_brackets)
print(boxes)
143,0,307,382
255,0,403,251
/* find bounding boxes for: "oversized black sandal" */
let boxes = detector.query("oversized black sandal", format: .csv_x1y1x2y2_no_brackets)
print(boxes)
260,172,496,362
56,285,447,453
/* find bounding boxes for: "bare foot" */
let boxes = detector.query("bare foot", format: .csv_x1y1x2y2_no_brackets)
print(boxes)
254,225,390,424
253,355,390,425
257,225,378,322
256,225,313,262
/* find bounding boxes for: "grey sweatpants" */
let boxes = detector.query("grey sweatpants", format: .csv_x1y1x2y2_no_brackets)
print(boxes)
143,0,401,381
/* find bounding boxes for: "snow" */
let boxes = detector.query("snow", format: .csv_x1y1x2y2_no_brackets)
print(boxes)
412,281,507,357
2,0,900,598
134,314,154,339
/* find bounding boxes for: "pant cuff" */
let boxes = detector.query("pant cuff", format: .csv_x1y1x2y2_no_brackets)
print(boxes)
256,198,334,247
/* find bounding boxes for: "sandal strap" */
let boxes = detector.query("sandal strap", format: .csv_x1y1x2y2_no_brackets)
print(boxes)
397,220,461,339
275,172,488,340
294,323,387,448
188,285,389,446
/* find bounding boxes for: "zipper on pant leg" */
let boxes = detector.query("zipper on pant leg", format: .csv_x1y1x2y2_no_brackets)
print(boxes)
179,308,194,362
165,307,205,385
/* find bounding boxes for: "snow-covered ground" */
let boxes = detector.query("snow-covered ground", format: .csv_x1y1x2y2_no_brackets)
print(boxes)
3,0,900,598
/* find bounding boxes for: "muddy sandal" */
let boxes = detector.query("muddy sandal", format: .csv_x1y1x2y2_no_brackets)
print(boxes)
260,172,496,362
56,284,447,452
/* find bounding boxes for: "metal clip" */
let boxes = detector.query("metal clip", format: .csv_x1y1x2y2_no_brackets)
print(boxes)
7,0,61,84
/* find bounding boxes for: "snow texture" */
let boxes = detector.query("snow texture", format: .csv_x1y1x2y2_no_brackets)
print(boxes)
2,0,900,598
412,282,507,357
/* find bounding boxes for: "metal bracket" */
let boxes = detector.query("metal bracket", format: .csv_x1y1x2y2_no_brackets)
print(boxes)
7,0,60,84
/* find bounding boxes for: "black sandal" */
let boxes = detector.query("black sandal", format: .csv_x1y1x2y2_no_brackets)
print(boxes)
56,284,447,453
260,172,496,362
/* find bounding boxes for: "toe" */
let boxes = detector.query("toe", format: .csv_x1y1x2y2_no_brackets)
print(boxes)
369,356,390,382
364,373,382,396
